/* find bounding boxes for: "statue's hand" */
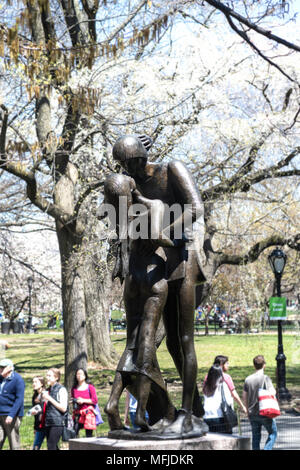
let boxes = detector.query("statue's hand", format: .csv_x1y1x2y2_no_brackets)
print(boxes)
132,188,143,203
129,177,136,191
138,134,153,151
154,232,174,248
146,232,190,250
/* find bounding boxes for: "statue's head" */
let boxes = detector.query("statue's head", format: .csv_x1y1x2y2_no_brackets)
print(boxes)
112,135,148,163
104,174,134,205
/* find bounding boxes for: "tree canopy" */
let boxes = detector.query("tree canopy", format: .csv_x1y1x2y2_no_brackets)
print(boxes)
0,0,300,380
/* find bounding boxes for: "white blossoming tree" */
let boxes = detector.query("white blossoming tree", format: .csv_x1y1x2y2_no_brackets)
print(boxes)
0,0,299,387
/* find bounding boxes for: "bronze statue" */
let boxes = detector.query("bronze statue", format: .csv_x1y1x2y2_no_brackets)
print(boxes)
104,135,207,437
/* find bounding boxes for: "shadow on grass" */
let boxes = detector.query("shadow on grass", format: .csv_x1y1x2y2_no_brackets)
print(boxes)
112,337,126,343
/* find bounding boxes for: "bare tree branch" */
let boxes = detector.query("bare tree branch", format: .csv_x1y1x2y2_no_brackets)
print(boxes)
224,12,297,83
217,232,300,268
0,105,74,224
0,247,61,289
105,0,148,45
204,0,300,53
202,144,300,202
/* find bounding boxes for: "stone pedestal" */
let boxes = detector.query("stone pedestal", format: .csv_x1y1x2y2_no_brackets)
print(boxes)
69,433,250,451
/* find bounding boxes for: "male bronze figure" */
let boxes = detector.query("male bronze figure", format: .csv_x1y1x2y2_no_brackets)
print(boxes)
104,135,207,437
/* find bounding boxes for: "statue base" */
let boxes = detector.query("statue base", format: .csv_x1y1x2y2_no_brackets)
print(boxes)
107,414,209,441
69,433,250,451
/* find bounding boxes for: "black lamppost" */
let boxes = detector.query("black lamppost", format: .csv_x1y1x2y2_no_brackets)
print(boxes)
268,248,291,401
27,276,34,332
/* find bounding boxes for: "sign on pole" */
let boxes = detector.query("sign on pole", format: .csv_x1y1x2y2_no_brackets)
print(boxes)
269,297,287,320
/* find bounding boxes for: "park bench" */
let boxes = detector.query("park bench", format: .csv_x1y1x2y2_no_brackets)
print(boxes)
111,319,126,332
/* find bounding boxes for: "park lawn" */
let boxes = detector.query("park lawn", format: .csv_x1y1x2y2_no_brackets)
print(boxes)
1,330,299,449
111,331,300,392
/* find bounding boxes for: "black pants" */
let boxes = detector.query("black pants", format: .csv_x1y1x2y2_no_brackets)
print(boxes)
45,426,63,450
74,419,93,438
204,417,232,434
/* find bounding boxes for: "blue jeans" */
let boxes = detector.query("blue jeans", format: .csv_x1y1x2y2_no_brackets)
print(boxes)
129,412,139,429
250,415,277,450
33,429,46,450
129,411,149,430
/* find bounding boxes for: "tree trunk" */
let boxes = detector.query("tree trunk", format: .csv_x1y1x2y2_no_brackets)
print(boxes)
85,266,118,366
56,217,118,387
56,226,88,389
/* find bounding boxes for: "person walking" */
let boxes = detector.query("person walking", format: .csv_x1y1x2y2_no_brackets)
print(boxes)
214,355,247,414
42,368,68,450
0,358,25,450
71,368,98,438
202,364,234,434
30,376,46,450
243,355,278,450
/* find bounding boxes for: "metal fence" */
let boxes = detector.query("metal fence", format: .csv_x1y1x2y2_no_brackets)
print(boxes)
233,413,300,450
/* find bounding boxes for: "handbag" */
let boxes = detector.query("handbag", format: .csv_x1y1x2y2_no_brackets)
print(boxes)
88,385,104,425
258,377,280,419
79,407,97,429
94,403,104,425
221,383,238,432
62,411,76,442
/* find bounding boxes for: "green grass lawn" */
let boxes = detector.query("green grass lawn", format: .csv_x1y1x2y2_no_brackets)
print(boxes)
1,330,299,449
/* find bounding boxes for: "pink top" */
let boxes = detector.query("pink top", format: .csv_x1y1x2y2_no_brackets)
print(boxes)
223,373,235,392
71,384,98,413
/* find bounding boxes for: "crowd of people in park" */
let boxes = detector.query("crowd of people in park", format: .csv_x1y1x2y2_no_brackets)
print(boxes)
0,360,103,451
0,352,279,451
195,305,264,334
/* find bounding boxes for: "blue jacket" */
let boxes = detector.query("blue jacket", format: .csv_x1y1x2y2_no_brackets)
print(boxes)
0,371,25,417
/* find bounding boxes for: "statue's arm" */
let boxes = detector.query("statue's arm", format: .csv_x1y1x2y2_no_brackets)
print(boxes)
132,190,175,248
167,161,204,239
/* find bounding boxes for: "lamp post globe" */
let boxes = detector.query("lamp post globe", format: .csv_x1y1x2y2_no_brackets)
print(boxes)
268,248,287,284
268,248,291,401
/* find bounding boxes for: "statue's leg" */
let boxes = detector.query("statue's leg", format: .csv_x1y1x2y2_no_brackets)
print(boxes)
160,283,194,434
134,375,152,431
177,276,197,414
177,255,206,417
134,278,168,431
105,275,140,431
104,371,126,430
164,286,204,419
162,257,202,434
163,288,182,376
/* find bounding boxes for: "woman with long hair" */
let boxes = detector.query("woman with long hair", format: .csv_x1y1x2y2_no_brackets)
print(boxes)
71,368,98,438
213,355,246,413
202,364,233,433
31,376,46,450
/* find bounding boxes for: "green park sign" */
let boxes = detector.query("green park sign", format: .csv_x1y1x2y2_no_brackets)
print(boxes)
269,297,287,320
